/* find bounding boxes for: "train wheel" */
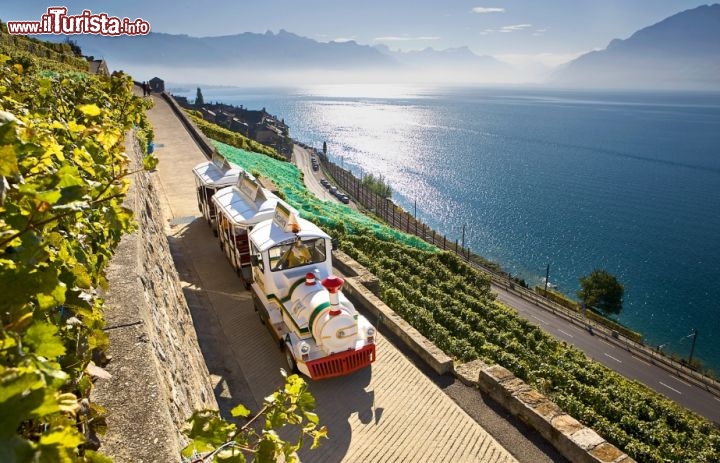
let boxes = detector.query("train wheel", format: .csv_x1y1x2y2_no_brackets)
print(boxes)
284,346,298,374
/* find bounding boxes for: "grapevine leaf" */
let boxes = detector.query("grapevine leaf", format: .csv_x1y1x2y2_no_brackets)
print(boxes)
311,426,328,450
24,322,66,358
77,104,101,117
0,123,19,177
36,427,84,463
256,437,278,463
297,391,316,411
96,130,120,151
0,368,46,438
38,78,52,97
36,281,67,311
142,153,158,171
303,411,319,425
230,403,251,418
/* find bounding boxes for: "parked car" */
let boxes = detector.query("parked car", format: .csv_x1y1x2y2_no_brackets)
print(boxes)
320,179,329,187
329,186,338,195
339,195,350,204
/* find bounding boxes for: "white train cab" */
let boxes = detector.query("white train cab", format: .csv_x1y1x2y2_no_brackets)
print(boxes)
248,202,376,379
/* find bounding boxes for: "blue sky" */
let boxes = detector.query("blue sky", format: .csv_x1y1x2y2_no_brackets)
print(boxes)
2,1,713,67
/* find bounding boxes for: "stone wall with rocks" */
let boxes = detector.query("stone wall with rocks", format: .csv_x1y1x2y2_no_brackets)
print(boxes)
91,134,217,462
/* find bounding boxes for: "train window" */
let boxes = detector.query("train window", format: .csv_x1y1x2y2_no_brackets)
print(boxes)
270,237,327,271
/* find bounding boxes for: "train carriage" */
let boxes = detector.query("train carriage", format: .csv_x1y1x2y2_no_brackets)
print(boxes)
192,154,241,234
212,171,287,288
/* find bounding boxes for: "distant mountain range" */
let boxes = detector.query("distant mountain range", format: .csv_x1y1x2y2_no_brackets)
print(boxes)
72,29,396,70
57,29,508,82
552,4,720,90
34,3,720,89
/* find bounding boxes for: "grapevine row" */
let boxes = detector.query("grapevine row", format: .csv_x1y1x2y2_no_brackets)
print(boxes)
0,40,155,461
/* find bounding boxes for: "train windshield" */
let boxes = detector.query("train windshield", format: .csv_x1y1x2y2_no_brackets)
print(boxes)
269,237,327,271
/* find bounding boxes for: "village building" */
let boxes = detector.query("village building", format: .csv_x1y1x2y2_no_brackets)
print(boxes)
149,77,165,93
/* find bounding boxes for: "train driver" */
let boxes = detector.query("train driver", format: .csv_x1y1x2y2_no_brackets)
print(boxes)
286,237,311,267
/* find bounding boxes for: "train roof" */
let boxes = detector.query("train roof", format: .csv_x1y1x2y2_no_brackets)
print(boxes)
192,158,242,188
250,214,330,253
212,180,288,227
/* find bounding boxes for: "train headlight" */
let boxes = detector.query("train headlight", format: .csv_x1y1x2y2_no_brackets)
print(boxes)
300,342,310,361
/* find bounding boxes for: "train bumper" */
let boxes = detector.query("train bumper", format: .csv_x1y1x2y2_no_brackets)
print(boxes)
305,344,376,380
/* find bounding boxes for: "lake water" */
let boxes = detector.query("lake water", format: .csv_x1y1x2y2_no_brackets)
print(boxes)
175,85,720,372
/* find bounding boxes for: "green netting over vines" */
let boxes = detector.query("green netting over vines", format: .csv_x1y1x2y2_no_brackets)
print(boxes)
214,140,436,251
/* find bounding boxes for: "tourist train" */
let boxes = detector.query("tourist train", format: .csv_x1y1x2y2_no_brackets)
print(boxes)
192,158,376,379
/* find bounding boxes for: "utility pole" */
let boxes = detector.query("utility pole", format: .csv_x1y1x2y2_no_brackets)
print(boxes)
544,264,550,295
461,224,466,249
689,329,698,364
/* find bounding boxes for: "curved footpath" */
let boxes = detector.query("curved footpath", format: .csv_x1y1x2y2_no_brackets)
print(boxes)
135,92,554,462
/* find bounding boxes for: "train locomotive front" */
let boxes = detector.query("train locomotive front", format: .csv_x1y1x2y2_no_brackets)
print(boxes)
249,204,376,379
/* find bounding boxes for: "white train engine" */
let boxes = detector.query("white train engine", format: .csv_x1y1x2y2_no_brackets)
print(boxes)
249,203,377,379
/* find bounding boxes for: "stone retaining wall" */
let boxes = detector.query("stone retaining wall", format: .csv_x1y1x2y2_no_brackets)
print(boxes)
91,134,217,462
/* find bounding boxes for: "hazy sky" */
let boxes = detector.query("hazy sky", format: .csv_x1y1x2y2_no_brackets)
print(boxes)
2,1,713,67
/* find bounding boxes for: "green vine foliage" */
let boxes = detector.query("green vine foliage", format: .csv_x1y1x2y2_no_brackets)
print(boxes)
182,372,327,463
0,47,155,462
185,111,284,160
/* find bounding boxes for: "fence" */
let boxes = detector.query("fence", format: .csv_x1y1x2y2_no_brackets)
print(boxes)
323,158,479,260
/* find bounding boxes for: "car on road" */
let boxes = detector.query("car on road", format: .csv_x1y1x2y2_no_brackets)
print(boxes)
328,186,338,195
320,179,329,188
339,195,350,204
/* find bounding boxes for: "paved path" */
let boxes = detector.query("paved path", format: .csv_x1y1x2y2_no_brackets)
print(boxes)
145,94,523,462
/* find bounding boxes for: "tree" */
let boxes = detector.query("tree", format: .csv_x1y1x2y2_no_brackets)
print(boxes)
362,173,392,198
577,269,624,315
195,87,204,107
64,38,82,56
